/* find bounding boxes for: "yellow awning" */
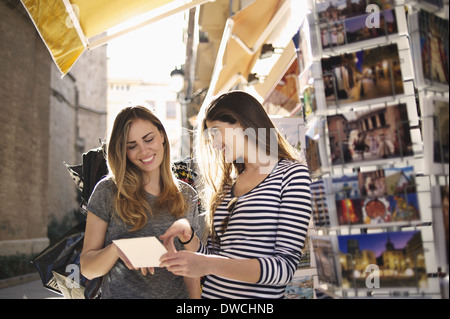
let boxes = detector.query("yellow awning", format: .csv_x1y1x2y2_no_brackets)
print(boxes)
207,0,284,97
20,0,212,76
253,40,297,101
72,0,175,38
203,0,308,109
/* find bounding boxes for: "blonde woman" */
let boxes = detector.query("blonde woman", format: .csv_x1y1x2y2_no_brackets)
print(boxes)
160,91,312,299
80,106,200,299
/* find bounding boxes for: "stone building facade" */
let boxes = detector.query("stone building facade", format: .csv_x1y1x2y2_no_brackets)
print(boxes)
0,0,107,258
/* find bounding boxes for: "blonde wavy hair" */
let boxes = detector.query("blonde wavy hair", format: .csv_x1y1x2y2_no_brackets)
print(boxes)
107,106,186,231
195,91,302,240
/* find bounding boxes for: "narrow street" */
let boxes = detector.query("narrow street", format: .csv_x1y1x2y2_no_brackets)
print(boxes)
0,278,63,299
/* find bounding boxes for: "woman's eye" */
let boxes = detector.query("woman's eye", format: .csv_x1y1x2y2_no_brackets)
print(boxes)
127,145,136,150
209,129,219,139
145,138,154,143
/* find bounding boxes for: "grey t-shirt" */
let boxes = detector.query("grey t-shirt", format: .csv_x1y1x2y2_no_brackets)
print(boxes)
86,176,200,299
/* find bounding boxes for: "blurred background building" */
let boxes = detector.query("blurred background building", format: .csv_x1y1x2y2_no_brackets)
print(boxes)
0,0,107,267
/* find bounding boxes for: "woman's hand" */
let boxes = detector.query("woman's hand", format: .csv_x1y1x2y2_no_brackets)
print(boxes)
114,243,154,276
159,251,209,278
159,218,193,252
160,251,261,284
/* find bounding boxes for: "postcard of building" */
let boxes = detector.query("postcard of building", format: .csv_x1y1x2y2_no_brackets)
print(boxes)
337,230,428,289
327,102,414,167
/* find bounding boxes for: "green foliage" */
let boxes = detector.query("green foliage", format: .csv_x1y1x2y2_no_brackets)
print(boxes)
0,254,36,280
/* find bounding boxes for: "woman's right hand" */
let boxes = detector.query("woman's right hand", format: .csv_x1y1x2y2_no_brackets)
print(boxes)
159,218,192,253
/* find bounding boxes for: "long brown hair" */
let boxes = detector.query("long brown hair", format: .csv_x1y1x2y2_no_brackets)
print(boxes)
107,106,186,231
195,91,302,238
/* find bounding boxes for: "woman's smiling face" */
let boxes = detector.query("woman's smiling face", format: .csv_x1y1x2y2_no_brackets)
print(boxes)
126,118,165,179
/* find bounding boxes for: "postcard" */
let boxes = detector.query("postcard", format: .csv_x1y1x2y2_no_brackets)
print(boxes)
299,69,317,118
306,135,322,178
423,96,449,175
327,102,414,166
315,0,396,22
321,43,404,108
442,185,449,264
409,9,449,90
387,193,420,222
384,166,416,195
333,173,361,200
284,275,314,299
337,230,428,289
432,185,449,267
318,8,399,51
361,196,391,224
311,179,331,227
418,10,449,87
441,185,449,264
329,166,421,226
298,236,312,269
358,169,386,198
336,197,364,225
331,173,364,225
306,117,329,178
345,9,398,45
311,236,341,286
113,236,168,268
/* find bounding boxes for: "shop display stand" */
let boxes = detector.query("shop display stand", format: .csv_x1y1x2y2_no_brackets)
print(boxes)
295,0,449,299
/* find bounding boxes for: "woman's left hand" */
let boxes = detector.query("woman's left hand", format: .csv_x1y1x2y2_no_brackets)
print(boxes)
159,218,192,253
159,251,209,278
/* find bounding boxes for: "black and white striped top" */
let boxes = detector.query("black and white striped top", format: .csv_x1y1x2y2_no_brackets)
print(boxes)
197,159,312,299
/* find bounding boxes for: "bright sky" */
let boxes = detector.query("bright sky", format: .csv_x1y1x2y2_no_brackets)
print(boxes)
106,11,186,84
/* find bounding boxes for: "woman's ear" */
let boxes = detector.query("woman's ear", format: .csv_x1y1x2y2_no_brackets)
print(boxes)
160,131,165,145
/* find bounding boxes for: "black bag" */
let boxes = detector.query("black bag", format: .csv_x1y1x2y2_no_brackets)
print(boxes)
32,144,107,299
31,221,101,299
65,143,108,213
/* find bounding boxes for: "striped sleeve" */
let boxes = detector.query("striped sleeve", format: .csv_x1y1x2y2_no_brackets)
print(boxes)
197,237,210,255
256,164,312,286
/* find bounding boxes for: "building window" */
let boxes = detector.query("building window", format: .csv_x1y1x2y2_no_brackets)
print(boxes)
371,116,377,129
166,101,176,119
379,112,386,127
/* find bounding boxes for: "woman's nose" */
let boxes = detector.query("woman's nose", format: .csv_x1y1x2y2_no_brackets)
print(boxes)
212,141,222,150
137,143,152,153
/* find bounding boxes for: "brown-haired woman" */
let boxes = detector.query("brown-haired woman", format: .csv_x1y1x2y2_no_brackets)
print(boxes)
80,106,200,299
160,91,312,299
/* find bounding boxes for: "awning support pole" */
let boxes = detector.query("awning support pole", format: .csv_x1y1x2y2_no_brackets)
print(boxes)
62,0,89,47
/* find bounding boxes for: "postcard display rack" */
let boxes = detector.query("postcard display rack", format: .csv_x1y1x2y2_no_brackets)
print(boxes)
291,0,449,299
